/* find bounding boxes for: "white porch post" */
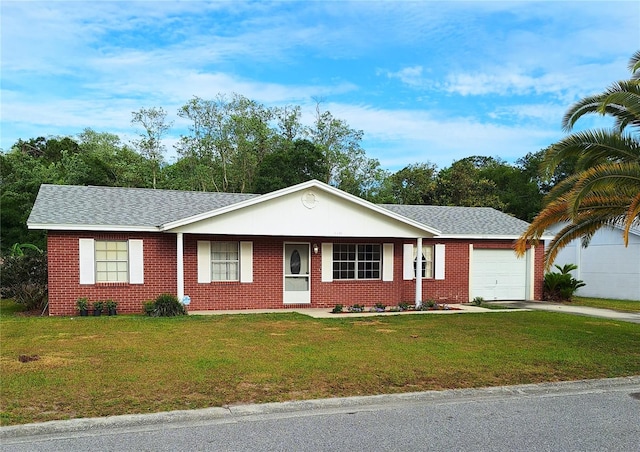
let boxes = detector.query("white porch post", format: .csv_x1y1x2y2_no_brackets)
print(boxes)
176,232,184,301
415,237,423,308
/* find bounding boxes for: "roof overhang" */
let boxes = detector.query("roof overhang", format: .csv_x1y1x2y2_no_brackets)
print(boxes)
27,223,158,232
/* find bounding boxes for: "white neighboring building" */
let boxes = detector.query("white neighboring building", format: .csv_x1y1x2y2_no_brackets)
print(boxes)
547,224,640,301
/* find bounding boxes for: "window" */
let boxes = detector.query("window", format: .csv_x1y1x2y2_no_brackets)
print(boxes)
414,245,434,279
333,244,381,280
211,241,239,281
95,240,129,282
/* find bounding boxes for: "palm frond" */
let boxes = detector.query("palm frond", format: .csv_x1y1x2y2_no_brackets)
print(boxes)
543,130,640,173
630,50,640,79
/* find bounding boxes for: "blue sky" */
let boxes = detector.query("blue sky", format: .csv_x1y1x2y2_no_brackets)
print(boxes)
1,1,639,171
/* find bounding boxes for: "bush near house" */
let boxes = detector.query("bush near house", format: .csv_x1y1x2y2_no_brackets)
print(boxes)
144,293,187,317
0,249,48,311
544,264,585,302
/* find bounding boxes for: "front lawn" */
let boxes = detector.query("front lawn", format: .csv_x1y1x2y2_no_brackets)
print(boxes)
571,297,640,313
1,300,639,426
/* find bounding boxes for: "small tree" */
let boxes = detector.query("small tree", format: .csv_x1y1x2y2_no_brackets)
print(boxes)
543,264,585,302
1,246,48,311
131,107,172,189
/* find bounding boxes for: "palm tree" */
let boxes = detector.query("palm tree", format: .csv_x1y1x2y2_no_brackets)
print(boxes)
516,51,640,267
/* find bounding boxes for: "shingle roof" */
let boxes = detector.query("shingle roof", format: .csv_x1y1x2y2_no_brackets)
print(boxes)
28,184,532,237
27,184,258,228
379,204,531,237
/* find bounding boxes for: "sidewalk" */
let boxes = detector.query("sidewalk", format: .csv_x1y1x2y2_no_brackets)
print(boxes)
188,303,519,319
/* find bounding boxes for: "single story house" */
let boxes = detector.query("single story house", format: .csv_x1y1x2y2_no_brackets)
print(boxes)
546,223,640,301
27,180,545,316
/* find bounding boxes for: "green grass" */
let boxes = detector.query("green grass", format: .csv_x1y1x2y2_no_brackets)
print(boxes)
1,300,639,426
570,297,640,313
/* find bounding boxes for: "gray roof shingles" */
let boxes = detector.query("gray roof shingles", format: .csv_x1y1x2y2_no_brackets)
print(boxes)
27,184,258,228
380,204,531,237
28,184,530,237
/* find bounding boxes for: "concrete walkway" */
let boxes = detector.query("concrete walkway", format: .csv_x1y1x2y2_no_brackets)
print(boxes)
188,303,518,319
491,300,640,324
190,301,640,323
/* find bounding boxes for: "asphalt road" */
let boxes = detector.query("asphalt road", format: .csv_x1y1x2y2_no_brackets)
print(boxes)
2,377,639,452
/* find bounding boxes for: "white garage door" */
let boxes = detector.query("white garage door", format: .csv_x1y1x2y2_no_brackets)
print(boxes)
471,249,527,300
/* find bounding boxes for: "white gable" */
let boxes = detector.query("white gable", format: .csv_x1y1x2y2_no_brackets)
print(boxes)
165,181,438,238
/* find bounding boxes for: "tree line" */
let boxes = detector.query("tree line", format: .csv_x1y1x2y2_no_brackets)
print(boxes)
0,93,572,255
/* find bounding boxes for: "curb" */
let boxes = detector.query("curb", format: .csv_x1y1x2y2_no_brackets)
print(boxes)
2,376,639,439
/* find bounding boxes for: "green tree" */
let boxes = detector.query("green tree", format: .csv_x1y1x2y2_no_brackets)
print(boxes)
383,162,438,205
254,140,328,193
0,150,53,253
516,51,640,266
131,107,172,189
434,158,505,209
177,94,276,193
305,103,386,199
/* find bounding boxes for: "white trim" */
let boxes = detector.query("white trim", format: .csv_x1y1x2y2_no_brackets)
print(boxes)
526,245,535,300
176,233,184,300
416,238,423,306
129,239,144,284
28,223,158,232
403,243,414,280
240,241,253,283
197,241,211,284
436,234,555,241
382,243,394,282
434,244,445,280
321,243,333,282
79,238,95,285
468,244,474,302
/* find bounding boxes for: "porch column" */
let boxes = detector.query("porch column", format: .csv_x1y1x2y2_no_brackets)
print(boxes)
415,237,423,308
176,232,184,301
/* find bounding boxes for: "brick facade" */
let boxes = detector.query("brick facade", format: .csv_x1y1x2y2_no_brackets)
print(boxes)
47,231,542,316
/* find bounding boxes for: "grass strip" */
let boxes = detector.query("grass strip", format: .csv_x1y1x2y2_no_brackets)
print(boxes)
570,297,640,313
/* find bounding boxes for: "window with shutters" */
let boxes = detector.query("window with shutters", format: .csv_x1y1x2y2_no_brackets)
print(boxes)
414,245,435,279
333,244,381,280
95,240,129,282
211,241,239,281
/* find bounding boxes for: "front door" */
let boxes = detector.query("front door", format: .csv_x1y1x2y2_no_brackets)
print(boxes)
284,243,311,304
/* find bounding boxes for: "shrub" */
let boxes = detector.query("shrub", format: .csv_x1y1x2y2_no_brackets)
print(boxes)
331,304,343,313
398,302,411,311
544,264,586,302
143,301,156,316
472,296,484,306
0,251,48,310
146,293,187,317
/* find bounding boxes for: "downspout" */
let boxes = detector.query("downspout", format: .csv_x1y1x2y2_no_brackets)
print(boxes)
416,237,423,308
176,232,184,301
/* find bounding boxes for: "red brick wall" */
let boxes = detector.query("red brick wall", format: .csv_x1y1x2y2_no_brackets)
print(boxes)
47,231,176,316
46,232,544,315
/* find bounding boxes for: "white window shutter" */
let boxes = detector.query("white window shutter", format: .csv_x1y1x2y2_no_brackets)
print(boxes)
382,243,394,281
197,241,211,284
403,243,414,280
321,243,333,282
435,244,445,280
129,239,144,284
79,238,95,285
240,241,253,283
